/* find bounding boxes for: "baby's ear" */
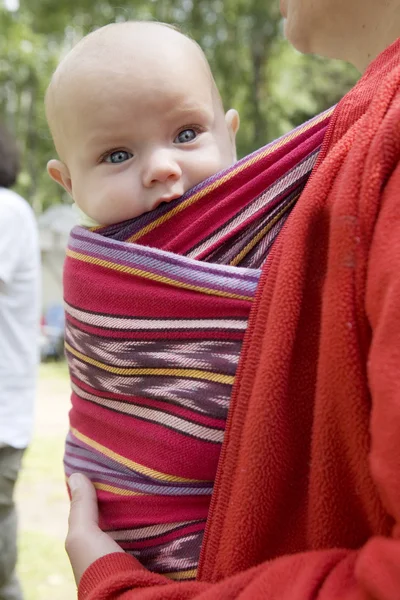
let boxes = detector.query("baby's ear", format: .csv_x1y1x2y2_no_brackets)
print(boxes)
225,109,240,161
47,159,73,195
225,109,240,138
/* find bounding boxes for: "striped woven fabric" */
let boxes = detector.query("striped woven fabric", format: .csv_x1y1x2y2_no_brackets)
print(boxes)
63,109,333,581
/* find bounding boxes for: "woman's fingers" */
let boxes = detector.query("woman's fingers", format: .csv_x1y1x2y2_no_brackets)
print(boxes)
66,473,124,585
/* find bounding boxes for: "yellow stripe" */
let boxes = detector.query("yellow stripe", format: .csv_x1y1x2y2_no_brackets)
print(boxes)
71,427,207,483
127,109,334,243
229,194,299,267
93,482,145,496
65,342,235,385
66,249,253,302
66,475,145,495
164,569,198,580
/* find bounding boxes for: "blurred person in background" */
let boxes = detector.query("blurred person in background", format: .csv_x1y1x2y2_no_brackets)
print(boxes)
0,123,40,600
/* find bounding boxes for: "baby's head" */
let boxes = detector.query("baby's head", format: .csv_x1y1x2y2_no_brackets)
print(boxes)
46,21,239,226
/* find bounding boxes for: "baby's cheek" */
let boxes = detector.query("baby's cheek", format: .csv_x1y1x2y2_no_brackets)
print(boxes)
195,150,230,183
76,183,108,224
96,181,139,225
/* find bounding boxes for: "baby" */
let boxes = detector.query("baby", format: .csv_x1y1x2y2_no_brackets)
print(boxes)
46,21,240,580
46,21,240,226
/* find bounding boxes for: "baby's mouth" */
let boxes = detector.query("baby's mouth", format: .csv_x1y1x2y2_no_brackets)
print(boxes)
155,192,182,207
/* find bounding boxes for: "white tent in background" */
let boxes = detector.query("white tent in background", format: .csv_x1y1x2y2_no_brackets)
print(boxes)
37,204,77,312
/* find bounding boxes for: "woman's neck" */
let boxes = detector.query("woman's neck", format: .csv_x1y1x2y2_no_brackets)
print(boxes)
349,1,400,71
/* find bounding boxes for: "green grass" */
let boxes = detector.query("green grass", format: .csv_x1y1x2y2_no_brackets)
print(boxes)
16,365,76,599
19,436,65,483
18,532,76,600
39,360,69,380
17,436,76,599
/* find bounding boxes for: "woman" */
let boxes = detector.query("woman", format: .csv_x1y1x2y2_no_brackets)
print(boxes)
65,0,400,597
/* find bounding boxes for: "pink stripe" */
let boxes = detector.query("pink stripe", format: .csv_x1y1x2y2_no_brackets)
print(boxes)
65,260,252,318
97,494,210,530
70,400,222,480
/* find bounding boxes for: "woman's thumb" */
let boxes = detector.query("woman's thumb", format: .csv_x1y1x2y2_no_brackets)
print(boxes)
68,473,99,529
68,472,83,496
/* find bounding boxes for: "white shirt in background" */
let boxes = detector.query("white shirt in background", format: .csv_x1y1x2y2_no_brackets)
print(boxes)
0,187,40,448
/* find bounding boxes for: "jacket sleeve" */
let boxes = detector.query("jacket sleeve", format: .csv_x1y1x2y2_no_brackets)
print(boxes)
78,165,400,600
78,542,397,600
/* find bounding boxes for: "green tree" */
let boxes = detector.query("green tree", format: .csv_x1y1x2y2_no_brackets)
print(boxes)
1,0,359,212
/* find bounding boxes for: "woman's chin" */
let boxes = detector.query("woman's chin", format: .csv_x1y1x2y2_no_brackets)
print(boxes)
283,20,312,55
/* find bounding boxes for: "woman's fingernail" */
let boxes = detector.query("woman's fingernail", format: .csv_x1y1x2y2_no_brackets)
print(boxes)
69,473,81,493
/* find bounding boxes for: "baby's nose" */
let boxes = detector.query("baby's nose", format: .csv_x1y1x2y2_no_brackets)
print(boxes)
142,151,182,187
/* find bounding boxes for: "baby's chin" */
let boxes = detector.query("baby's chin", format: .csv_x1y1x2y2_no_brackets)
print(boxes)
95,207,164,227
91,207,148,226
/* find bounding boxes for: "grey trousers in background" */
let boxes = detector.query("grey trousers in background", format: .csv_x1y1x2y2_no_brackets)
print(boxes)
0,446,25,600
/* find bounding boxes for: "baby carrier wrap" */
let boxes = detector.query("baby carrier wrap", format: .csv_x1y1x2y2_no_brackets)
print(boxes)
63,109,332,580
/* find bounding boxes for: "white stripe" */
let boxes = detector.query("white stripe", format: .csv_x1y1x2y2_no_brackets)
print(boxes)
65,303,247,331
108,521,196,541
72,383,224,443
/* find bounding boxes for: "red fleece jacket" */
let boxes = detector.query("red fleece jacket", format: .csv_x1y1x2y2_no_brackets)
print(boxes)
79,39,400,599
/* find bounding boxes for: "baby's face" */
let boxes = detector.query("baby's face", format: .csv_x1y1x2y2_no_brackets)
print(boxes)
48,28,239,226
70,86,236,226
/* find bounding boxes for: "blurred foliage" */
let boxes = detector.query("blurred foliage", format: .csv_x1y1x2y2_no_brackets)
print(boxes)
0,0,358,213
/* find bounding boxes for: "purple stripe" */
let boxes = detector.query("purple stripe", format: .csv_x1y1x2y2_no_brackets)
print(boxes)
69,237,260,295
67,245,258,298
70,229,261,283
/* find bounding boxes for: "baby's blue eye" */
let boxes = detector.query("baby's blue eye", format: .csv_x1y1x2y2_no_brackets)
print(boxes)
105,150,133,164
175,129,197,144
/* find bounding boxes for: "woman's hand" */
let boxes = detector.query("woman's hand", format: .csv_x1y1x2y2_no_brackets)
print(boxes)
66,473,125,585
